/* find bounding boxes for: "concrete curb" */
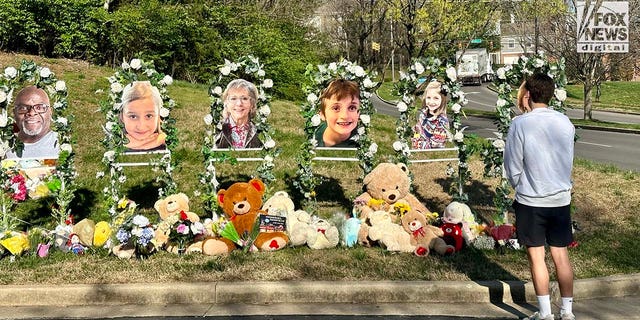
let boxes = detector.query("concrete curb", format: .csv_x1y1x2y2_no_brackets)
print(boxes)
0,273,638,307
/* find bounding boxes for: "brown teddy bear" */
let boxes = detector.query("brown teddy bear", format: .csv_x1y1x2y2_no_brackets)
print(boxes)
401,209,454,256
153,193,201,253
353,162,433,246
201,179,289,255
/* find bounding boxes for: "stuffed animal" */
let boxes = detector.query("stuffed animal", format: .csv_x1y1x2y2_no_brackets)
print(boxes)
353,162,433,246
341,216,361,248
441,222,464,252
202,179,289,255
443,201,479,244
401,209,454,256
73,218,95,247
261,191,295,217
93,221,112,247
153,193,201,252
367,211,415,253
286,209,315,247
307,217,339,250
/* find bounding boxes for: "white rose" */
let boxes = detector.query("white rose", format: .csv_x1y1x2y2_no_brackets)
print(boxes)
113,102,122,111
310,114,322,126
357,126,365,135
264,139,276,149
353,66,365,77
121,62,130,70
496,68,506,80
56,117,68,126
110,82,123,93
533,58,544,68
203,114,213,125
55,80,67,92
212,86,223,96
555,88,567,102
40,67,52,78
105,121,116,131
397,101,408,112
328,62,337,71
368,143,378,154
360,114,370,125
159,107,170,117
0,109,8,127
0,91,6,104
161,75,173,86
363,78,374,88
257,69,265,77
96,171,105,179
104,150,115,161
264,155,274,163
259,104,271,117
52,101,63,110
130,59,142,70
145,69,154,77
60,143,73,153
4,67,17,79
492,139,505,151
454,131,464,142
307,93,318,104
392,141,404,151
220,66,231,76
451,103,462,113
191,222,205,235
496,98,507,108
262,79,273,88
446,66,457,81
414,62,425,75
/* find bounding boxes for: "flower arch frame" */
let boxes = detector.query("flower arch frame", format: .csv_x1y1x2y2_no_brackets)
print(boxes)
98,58,178,217
201,55,277,216
0,60,76,230
393,57,470,202
484,53,567,223
294,60,378,208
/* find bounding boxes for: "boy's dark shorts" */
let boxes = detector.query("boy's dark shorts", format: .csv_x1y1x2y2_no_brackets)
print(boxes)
513,201,573,247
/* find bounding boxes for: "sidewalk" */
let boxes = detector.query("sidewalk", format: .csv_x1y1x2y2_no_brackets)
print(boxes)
1,273,638,319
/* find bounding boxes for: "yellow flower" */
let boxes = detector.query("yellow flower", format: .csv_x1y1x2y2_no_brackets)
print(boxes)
367,198,385,207
393,203,411,216
33,183,51,198
117,198,129,209
1,159,17,169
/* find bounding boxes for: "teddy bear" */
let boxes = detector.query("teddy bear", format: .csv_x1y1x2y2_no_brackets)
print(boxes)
442,201,479,245
367,210,415,253
261,191,295,217
286,209,316,247
441,222,464,252
401,209,454,256
153,193,201,253
307,217,339,250
353,162,433,246
201,179,289,255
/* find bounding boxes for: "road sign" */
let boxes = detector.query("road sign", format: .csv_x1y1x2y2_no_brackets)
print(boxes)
372,42,381,51
470,39,482,44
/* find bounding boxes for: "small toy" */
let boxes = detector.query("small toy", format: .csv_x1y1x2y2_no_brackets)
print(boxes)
307,217,339,250
401,209,454,256
367,211,415,253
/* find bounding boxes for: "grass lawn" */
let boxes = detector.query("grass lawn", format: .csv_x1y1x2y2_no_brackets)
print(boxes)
565,81,640,114
1,53,639,284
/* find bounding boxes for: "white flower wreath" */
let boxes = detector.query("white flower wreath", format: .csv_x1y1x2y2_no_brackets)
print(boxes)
393,57,470,201
294,59,378,206
200,55,277,215
0,60,76,227
97,58,178,217
484,53,567,223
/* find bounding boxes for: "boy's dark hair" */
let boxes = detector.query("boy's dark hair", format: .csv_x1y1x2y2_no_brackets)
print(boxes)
524,73,555,105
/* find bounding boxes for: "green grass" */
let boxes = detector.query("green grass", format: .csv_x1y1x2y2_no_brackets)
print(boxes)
565,81,640,114
1,53,639,284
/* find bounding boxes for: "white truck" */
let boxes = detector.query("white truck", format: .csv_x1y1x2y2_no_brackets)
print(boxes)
456,48,493,86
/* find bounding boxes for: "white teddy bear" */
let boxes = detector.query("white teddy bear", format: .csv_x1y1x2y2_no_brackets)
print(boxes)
367,210,415,253
443,201,479,245
307,217,339,250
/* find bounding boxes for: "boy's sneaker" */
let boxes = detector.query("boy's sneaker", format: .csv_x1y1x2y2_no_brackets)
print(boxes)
560,312,576,320
522,311,555,320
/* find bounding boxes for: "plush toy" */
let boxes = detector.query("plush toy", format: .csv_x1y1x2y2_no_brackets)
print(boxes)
307,217,339,250
443,201,479,244
261,191,295,217
367,211,415,253
401,209,454,256
73,218,95,247
286,209,315,247
202,179,289,255
353,162,433,246
441,222,464,252
340,216,361,248
154,193,201,251
93,221,112,247
67,233,85,255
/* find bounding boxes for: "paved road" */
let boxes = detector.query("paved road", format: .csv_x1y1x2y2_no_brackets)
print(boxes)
371,89,640,172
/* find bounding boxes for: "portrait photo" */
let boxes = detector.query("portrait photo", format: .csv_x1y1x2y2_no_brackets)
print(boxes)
120,81,167,152
314,79,360,148
214,79,262,149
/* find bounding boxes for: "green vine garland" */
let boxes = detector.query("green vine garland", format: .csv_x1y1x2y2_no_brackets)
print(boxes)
98,58,178,217
295,60,378,209
200,55,278,216
393,57,470,202
0,60,76,229
484,53,567,223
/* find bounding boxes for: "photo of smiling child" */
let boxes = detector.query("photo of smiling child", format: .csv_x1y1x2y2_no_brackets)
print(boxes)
215,79,262,149
411,80,449,149
314,79,360,147
120,81,167,152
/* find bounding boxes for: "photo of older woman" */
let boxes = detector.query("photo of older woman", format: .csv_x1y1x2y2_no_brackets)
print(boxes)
120,81,167,151
214,79,262,149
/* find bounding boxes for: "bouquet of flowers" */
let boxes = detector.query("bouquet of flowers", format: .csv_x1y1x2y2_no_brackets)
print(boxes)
167,210,206,254
114,214,155,258
1,168,27,233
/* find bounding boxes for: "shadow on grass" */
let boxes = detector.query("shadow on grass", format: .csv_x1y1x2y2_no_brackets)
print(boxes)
284,172,353,212
15,187,98,229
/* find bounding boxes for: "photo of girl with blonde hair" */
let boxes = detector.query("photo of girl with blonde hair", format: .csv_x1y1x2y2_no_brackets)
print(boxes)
119,81,166,151
412,80,449,149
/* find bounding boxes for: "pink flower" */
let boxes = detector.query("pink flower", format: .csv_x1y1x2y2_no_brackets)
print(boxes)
10,174,27,201
176,224,189,235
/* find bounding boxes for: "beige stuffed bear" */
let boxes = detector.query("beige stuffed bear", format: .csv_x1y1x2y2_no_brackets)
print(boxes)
261,191,295,217
401,209,454,256
367,211,415,253
153,193,201,253
307,217,339,250
354,162,433,246
443,201,479,245
287,210,315,247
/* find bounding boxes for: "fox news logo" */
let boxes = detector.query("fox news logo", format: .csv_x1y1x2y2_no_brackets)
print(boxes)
577,1,629,53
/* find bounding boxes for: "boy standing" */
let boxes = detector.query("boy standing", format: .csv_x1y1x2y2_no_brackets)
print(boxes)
504,73,576,320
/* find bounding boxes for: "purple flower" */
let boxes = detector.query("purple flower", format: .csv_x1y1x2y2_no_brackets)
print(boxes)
116,229,131,244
